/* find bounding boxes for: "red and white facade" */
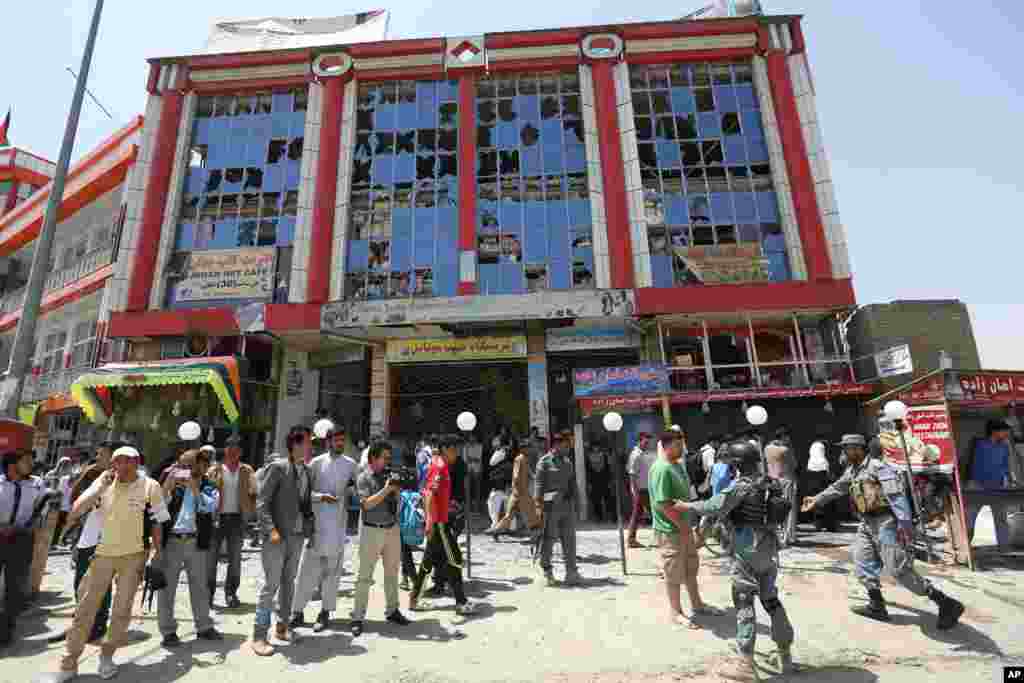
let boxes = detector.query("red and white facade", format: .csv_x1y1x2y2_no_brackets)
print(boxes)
98,13,862,451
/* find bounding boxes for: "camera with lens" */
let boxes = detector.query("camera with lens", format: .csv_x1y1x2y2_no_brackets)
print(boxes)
384,465,418,490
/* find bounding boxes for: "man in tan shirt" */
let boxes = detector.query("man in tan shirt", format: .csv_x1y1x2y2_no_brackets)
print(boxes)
206,435,256,608
492,442,541,533
48,446,169,682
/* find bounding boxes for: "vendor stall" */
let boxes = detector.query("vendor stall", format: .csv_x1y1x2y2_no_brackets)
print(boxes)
70,356,245,468
866,370,1024,570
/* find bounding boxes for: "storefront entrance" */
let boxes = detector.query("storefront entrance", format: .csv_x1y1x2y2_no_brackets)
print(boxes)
391,363,528,439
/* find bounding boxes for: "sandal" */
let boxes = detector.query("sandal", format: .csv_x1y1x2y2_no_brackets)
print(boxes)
692,605,725,617
673,614,702,630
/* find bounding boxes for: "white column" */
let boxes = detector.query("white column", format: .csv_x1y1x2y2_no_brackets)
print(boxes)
579,65,611,290
330,79,357,301
149,92,197,310
274,349,320,454
788,54,849,279
752,56,808,282
289,81,324,304
106,94,162,315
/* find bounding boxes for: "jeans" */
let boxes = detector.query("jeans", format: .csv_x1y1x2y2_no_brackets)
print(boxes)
207,513,244,600
74,546,111,639
0,531,32,642
254,533,303,639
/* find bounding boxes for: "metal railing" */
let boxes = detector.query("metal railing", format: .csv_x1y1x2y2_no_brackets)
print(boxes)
667,357,855,393
0,245,113,316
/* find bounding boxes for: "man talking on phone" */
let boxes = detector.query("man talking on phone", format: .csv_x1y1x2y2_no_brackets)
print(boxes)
48,446,170,682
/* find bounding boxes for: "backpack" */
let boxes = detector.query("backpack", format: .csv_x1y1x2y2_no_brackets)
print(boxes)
399,489,425,546
489,460,513,488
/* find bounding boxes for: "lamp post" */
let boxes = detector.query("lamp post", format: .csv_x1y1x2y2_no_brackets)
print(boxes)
745,404,768,472
603,411,627,576
456,411,476,579
883,400,933,561
1,0,106,417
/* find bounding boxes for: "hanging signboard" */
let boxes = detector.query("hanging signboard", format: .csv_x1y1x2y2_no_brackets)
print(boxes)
171,248,276,303
386,336,527,364
573,365,669,398
875,344,913,378
323,289,635,328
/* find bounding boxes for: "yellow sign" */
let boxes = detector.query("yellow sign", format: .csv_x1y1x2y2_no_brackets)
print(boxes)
387,336,528,363
172,248,276,303
673,244,769,284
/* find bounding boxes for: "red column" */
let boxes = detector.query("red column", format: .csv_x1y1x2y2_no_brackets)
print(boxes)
765,50,832,282
590,61,634,290
456,75,477,296
306,76,345,304
4,180,19,214
126,91,184,312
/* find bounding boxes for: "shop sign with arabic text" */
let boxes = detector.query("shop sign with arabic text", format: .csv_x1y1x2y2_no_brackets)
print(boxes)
386,336,527,363
171,248,276,303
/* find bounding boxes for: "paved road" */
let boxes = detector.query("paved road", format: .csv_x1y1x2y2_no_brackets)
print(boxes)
5,519,1023,683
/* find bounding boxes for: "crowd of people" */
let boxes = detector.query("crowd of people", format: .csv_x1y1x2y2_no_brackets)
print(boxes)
1,412,1006,682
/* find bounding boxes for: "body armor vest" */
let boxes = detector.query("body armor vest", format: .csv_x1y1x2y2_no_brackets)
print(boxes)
729,477,791,528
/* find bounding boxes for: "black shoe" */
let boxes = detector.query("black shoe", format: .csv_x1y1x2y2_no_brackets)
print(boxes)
313,611,330,633
850,589,891,622
289,612,306,629
197,628,223,641
350,620,363,637
929,588,964,631
225,595,242,609
386,610,411,626
162,633,183,648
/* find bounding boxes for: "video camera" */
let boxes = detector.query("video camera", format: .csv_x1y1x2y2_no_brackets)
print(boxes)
384,465,418,491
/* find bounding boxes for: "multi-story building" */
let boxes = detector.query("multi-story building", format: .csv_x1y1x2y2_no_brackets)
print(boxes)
0,120,141,462
83,10,868,464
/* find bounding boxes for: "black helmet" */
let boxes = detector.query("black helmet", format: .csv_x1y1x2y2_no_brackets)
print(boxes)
723,440,760,471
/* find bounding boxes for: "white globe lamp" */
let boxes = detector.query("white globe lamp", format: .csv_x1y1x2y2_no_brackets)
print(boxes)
883,400,908,422
457,411,477,433
178,421,202,442
603,411,623,433
746,404,768,427
313,418,335,440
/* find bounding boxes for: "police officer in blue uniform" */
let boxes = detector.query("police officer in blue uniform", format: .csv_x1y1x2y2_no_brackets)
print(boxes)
802,434,963,629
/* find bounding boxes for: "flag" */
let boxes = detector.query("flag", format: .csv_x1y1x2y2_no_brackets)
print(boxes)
0,109,10,148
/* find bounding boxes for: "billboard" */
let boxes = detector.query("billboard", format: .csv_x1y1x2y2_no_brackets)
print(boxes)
170,248,276,303
573,365,669,398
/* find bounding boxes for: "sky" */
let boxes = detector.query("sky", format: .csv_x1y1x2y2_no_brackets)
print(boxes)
2,1,1022,368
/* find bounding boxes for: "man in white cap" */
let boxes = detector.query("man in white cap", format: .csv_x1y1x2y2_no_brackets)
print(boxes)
48,446,170,681
290,420,356,633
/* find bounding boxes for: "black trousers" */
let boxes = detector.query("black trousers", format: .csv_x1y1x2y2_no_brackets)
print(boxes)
412,523,466,605
805,472,839,531
207,513,244,600
74,546,112,639
432,513,464,587
401,542,416,580
589,473,613,521
0,531,33,642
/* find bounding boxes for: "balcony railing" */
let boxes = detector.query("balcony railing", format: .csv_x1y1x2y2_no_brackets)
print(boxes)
0,246,114,316
668,357,856,394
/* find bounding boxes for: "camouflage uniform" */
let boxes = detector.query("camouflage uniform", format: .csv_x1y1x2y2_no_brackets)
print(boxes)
811,441,962,630
689,475,794,658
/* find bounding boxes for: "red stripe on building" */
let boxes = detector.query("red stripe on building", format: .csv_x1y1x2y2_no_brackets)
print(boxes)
306,77,345,304
126,93,184,311
764,50,832,281
590,61,634,290
0,265,113,332
457,74,477,295
635,279,855,316
3,181,18,213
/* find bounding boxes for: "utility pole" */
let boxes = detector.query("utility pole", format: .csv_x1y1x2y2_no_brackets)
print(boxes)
1,0,105,418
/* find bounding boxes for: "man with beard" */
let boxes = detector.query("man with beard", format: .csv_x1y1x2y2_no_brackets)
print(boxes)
802,435,963,630
290,421,356,633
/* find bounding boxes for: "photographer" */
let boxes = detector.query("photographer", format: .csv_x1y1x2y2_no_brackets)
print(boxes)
157,449,221,648
349,441,412,636
1,449,50,647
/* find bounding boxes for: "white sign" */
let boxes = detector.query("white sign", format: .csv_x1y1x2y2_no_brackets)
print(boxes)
875,344,914,378
546,324,639,352
322,289,636,329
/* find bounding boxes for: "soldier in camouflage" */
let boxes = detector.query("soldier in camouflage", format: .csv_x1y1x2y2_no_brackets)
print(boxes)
534,431,582,587
802,434,963,630
678,440,795,683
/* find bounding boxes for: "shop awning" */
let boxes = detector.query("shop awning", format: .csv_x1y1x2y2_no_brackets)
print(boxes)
71,356,242,424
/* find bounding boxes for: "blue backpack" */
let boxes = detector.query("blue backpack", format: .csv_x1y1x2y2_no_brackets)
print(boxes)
399,490,425,546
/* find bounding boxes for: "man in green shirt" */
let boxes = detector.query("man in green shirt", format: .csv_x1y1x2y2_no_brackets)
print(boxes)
648,431,719,628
